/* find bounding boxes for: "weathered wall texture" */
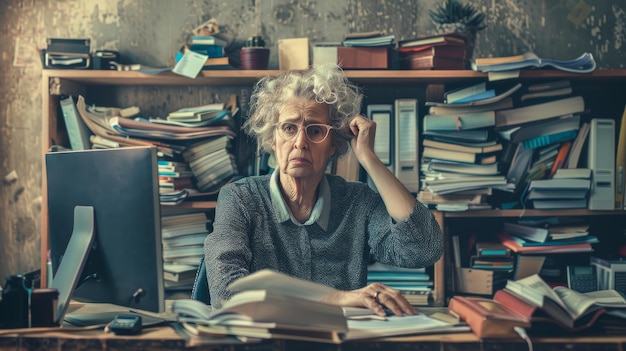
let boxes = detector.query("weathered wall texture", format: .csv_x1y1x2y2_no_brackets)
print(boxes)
0,0,624,282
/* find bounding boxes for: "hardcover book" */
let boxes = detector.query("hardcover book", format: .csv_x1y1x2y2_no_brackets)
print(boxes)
448,295,530,338
495,96,585,129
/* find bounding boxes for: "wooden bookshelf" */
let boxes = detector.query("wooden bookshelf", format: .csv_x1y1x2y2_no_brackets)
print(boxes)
41,69,626,305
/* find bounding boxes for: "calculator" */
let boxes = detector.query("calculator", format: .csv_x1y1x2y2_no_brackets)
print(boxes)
567,265,598,293
108,314,142,335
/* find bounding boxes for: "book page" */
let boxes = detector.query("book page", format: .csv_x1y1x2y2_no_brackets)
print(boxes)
509,275,572,315
227,269,338,301
572,289,626,308
552,287,600,319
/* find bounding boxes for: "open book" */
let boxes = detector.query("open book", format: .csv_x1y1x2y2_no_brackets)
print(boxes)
501,274,626,330
172,269,468,343
471,52,596,73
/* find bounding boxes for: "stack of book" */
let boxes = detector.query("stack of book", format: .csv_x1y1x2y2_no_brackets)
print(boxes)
183,35,233,69
470,242,514,272
158,159,193,192
161,211,211,291
496,82,587,195
182,135,239,192
523,168,592,209
498,220,597,255
396,32,467,70
366,262,433,306
338,31,395,69
418,83,522,209
165,103,230,126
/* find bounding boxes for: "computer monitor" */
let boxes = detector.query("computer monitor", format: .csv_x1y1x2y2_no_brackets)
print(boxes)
46,146,165,320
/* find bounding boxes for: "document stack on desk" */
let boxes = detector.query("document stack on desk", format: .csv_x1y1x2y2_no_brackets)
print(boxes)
171,269,469,344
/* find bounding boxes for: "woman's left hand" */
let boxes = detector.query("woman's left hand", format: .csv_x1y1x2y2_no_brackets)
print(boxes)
347,115,377,163
320,283,417,317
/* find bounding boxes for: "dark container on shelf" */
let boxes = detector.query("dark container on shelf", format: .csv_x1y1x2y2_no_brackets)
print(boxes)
240,47,270,70
2,274,29,328
31,288,59,327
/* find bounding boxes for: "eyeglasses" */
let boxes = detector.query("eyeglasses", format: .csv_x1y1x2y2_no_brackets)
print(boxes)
274,122,335,143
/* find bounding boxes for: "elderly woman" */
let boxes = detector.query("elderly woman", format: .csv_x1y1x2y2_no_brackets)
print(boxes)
204,64,443,316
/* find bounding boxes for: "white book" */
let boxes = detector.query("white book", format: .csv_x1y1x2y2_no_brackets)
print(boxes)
495,96,585,128
444,82,486,104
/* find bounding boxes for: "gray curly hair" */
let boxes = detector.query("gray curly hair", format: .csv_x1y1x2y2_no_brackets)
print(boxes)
242,64,362,159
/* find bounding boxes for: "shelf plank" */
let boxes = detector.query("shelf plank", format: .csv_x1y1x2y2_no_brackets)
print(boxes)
42,69,626,87
165,201,217,209
439,209,626,218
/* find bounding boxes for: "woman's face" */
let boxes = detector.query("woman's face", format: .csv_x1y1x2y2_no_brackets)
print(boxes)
272,98,336,180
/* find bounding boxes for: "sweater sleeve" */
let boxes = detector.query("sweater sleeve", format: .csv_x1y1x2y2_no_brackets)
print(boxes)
367,193,443,269
203,182,254,309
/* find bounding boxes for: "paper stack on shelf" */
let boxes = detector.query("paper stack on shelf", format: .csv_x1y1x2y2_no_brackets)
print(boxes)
161,211,210,291
367,262,433,306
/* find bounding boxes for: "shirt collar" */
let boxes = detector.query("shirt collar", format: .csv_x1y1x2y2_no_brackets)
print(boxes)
270,170,330,230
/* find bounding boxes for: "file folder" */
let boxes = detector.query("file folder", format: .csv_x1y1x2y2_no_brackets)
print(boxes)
366,104,394,170
587,118,615,210
366,104,394,192
394,99,419,192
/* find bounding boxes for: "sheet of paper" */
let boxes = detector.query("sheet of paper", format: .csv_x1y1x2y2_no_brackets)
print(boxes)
173,50,208,79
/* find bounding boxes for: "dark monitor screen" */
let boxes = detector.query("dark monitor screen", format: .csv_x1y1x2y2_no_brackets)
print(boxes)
46,146,164,315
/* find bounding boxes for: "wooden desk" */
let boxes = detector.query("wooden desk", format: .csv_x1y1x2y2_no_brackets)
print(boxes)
1,326,625,351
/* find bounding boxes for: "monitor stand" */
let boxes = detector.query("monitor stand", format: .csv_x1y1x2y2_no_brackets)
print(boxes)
49,205,172,327
50,206,95,326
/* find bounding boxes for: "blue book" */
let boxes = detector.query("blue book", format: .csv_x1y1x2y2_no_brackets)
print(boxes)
367,271,431,281
522,129,578,149
449,89,496,104
510,235,599,247
189,44,224,58
190,35,227,47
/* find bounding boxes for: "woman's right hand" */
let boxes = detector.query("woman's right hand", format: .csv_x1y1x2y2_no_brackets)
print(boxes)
320,283,417,317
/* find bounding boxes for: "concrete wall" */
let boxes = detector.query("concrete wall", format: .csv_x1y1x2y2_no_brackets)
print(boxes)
1,0,624,283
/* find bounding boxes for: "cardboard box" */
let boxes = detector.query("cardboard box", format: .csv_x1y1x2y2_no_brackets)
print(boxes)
278,38,310,70
453,268,510,295
337,47,389,69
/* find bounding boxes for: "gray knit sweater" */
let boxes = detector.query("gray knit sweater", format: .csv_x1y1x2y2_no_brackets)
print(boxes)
204,173,443,308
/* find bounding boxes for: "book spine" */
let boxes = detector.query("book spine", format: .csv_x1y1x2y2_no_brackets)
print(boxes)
60,96,92,150
522,130,578,150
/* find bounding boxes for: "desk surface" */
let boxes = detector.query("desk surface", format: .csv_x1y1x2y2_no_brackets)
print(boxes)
2,303,625,351
1,325,626,351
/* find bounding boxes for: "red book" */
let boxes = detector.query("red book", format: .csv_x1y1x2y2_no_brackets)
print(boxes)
399,55,465,70
396,44,466,59
497,232,593,254
398,32,466,48
448,295,530,338
548,140,572,178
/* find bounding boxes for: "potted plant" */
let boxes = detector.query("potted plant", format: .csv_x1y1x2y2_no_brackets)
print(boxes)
240,35,270,70
429,0,486,61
